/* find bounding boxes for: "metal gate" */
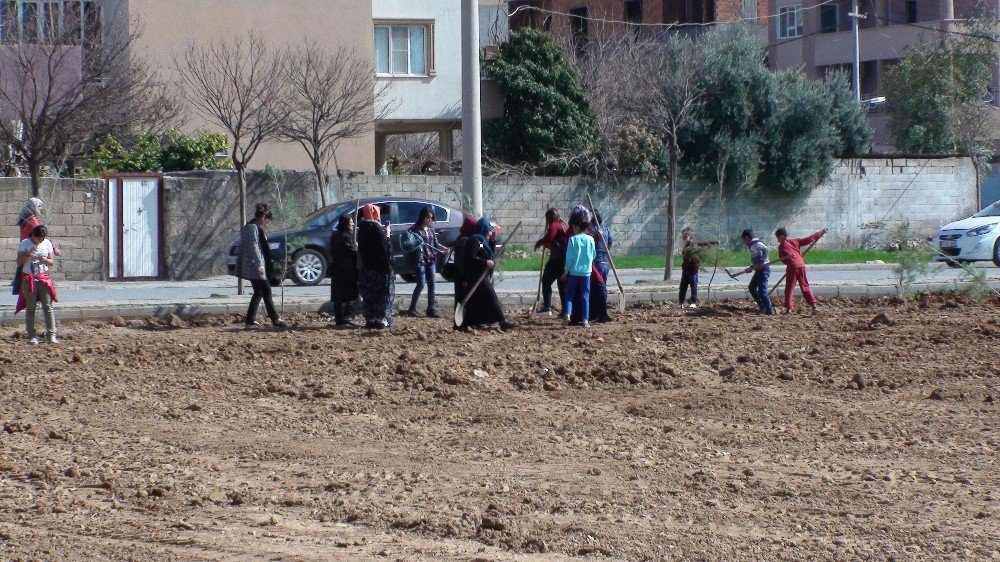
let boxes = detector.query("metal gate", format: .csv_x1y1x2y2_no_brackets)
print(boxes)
106,174,164,280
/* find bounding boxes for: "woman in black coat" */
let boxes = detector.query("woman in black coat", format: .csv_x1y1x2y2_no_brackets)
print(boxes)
357,204,395,329
329,214,359,327
456,218,517,332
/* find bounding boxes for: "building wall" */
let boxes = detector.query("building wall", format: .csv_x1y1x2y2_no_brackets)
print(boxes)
110,0,376,175
0,158,975,281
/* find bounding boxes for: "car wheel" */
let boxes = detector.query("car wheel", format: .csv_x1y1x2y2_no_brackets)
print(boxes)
290,249,327,286
993,238,1000,267
400,273,417,283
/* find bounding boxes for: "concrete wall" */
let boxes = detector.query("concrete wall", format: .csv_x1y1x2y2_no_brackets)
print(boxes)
0,157,977,281
0,178,105,281
335,157,978,254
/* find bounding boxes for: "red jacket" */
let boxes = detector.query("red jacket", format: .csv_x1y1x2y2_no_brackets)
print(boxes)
777,230,824,269
19,216,39,241
534,221,569,255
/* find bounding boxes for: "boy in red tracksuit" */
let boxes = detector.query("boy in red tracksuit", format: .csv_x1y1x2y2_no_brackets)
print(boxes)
775,227,827,313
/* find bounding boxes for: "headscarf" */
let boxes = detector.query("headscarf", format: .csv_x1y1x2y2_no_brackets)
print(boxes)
362,203,381,222
570,205,591,229
471,217,496,260
17,198,43,226
459,216,477,237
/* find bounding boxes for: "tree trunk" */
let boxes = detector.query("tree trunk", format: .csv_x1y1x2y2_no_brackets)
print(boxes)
28,161,42,198
663,143,678,281
313,160,328,208
236,164,247,296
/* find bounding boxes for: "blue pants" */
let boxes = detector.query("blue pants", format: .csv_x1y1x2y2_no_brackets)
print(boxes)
679,270,698,304
748,268,774,314
564,274,591,322
409,262,436,312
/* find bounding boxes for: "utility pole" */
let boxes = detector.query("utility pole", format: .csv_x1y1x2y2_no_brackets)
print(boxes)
849,0,865,102
461,0,484,218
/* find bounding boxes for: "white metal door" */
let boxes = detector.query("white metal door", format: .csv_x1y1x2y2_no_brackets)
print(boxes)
121,178,160,278
107,178,120,278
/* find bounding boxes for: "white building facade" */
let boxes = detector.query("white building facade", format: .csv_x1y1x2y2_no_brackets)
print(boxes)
373,0,508,172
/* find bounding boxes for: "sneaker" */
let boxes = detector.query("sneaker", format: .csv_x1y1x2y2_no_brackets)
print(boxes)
561,316,570,327
810,305,818,314
47,335,58,344
499,321,519,331
535,307,553,317
399,309,416,318
688,303,698,309
244,320,260,328
582,321,591,328
426,309,440,319
675,303,684,309
273,319,289,328
596,315,614,323
28,337,40,345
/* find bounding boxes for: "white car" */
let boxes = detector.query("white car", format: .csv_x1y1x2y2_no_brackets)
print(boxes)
933,201,1000,266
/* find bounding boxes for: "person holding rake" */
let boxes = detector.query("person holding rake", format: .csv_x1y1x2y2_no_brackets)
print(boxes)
775,227,827,314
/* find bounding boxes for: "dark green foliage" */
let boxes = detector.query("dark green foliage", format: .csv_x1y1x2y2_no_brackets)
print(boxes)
86,128,230,175
611,121,667,180
680,26,768,189
882,8,998,158
759,72,839,192
825,69,873,156
483,29,600,173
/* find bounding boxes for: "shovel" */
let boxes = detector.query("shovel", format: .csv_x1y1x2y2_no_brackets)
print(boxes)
528,247,546,316
455,222,522,327
587,194,626,314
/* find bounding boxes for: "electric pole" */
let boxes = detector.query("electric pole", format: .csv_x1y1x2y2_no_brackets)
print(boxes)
849,0,865,102
461,0,484,218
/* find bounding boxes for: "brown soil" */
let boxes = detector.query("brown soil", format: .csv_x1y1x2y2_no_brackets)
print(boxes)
1,294,999,561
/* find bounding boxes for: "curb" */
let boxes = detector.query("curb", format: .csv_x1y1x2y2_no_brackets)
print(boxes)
1,280,994,326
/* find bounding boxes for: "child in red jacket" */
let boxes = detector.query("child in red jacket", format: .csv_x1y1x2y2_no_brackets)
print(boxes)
775,227,827,313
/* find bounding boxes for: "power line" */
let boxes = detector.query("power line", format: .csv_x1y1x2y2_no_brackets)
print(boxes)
507,1,840,31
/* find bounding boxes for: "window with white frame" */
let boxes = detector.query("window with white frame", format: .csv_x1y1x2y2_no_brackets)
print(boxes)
0,0,100,45
374,21,433,77
777,4,803,39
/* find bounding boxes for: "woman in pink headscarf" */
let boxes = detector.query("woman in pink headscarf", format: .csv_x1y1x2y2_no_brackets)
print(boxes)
356,204,394,329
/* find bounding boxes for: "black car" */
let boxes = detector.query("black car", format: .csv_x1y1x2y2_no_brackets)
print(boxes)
227,198,466,286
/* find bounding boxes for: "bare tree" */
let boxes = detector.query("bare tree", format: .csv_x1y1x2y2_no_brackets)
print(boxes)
176,32,288,293
283,41,388,207
0,18,172,196
631,36,707,281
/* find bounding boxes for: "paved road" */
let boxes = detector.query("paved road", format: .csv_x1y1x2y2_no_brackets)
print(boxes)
28,262,995,308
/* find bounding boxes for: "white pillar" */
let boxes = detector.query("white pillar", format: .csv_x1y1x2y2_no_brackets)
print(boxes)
461,0,484,217
851,0,861,102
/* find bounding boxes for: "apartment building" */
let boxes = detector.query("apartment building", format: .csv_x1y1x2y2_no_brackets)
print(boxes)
768,0,1000,152
372,0,507,173
508,0,768,41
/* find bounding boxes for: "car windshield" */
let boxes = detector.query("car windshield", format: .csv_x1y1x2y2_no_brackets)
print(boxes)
303,203,355,229
973,202,1000,218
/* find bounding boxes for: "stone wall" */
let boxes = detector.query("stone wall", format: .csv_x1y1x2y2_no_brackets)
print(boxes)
337,157,978,254
0,157,978,281
0,178,105,281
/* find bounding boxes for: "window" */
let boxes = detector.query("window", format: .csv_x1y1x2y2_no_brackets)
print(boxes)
624,0,643,36
0,1,99,45
888,0,917,24
374,22,432,76
395,202,449,226
777,5,802,39
570,7,588,53
820,4,839,33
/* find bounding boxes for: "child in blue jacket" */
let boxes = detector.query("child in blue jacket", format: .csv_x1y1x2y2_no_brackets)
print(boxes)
561,215,596,328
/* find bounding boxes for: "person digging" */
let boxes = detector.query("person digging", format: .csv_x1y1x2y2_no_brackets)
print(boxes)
775,227,827,314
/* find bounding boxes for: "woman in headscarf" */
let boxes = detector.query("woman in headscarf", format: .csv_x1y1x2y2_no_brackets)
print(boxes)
238,203,288,329
13,198,59,296
17,198,43,241
451,216,478,307
456,217,517,332
328,214,359,328
356,203,394,329
533,208,569,316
